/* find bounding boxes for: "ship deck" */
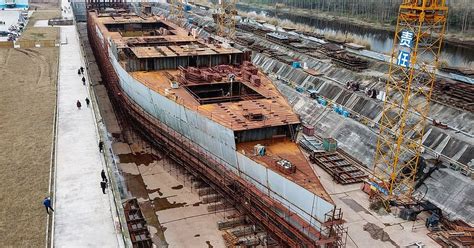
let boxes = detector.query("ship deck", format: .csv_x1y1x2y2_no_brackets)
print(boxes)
237,138,333,203
131,70,300,131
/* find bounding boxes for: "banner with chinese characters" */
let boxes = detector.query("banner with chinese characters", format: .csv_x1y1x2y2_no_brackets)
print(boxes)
396,30,414,68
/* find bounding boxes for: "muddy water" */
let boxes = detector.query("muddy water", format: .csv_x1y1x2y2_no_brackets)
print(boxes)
238,5,474,67
118,152,160,165
363,223,399,247
121,171,149,199
147,188,164,196
153,196,187,211
171,185,184,190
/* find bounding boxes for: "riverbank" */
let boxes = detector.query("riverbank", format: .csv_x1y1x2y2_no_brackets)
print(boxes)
238,2,474,48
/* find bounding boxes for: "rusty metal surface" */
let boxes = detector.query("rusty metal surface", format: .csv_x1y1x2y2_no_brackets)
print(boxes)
237,138,333,203
131,68,300,131
309,151,367,185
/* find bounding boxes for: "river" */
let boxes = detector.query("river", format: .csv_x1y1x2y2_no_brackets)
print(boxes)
238,5,474,68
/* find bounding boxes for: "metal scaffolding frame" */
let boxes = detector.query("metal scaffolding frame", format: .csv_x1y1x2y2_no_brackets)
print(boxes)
373,0,448,198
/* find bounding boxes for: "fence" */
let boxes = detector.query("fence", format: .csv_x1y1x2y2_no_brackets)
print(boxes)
0,40,59,49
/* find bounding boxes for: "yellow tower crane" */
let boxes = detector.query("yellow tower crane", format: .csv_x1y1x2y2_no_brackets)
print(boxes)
217,0,237,38
372,0,448,199
169,0,185,20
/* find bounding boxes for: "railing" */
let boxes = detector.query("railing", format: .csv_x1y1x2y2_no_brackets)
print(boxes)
0,40,60,49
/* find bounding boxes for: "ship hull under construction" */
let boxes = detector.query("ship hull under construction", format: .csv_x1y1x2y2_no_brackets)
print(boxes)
86,9,344,247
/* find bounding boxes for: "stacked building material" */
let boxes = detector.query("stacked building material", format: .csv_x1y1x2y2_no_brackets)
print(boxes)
429,219,474,248
432,79,474,112
440,66,474,77
327,52,369,71
309,151,367,185
234,34,255,46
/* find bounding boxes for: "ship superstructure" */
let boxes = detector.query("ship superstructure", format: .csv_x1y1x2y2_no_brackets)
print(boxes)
87,9,345,246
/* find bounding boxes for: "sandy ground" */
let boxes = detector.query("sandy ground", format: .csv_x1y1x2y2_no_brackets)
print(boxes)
20,9,60,41
0,47,58,247
0,8,60,247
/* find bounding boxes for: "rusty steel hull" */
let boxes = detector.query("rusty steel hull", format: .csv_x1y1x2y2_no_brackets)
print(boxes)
87,10,345,247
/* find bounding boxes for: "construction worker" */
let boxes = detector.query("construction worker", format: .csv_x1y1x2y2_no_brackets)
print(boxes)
80,66,84,74
76,100,82,109
98,141,104,153
101,169,108,183
100,181,107,194
43,197,54,214
85,97,90,107
77,68,81,75
82,76,86,85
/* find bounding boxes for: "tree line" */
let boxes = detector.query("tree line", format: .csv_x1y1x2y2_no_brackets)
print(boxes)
242,0,472,34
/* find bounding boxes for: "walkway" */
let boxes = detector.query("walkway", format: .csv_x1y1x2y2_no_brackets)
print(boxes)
52,1,122,246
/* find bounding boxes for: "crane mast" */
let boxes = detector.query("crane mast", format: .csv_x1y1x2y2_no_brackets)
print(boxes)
217,0,237,38
373,0,448,198
169,0,185,20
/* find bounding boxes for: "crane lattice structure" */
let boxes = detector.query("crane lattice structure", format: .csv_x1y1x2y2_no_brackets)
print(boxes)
217,0,237,38
169,0,184,20
373,0,448,198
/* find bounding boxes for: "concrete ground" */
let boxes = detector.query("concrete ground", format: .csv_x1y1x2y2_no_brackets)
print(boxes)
0,10,22,41
309,161,440,248
51,0,123,246
113,138,230,248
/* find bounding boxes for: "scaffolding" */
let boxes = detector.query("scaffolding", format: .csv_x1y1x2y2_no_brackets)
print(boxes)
216,0,237,38
169,0,184,20
373,0,448,198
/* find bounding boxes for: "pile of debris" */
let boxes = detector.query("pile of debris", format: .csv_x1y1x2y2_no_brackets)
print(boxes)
327,52,369,71
432,79,474,112
428,219,474,247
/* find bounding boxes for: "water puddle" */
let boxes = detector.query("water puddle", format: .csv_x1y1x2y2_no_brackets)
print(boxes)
153,196,187,211
363,223,399,247
119,152,160,165
121,171,149,199
147,188,163,196
171,185,183,190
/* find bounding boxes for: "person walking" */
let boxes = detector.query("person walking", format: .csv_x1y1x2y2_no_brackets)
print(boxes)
77,68,81,75
43,197,54,214
100,181,107,194
85,97,90,107
101,169,108,183
76,100,82,110
82,76,86,85
98,141,104,153
80,66,84,74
